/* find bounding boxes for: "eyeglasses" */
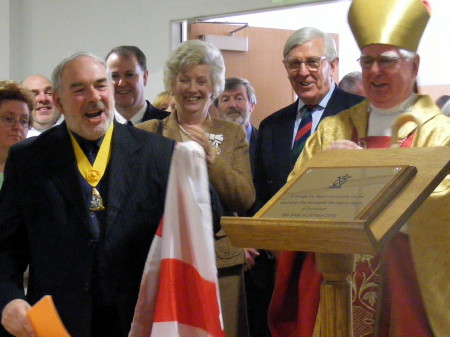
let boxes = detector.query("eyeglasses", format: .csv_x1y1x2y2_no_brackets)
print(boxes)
357,55,405,69
0,116,30,129
284,56,328,72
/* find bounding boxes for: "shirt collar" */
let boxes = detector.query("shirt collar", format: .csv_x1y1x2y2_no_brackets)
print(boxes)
245,123,252,143
297,82,335,113
114,110,126,124
129,103,147,124
114,102,147,125
71,131,104,148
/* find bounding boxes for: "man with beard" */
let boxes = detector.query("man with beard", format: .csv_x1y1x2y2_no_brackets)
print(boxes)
0,52,175,337
217,77,257,173
22,75,63,137
106,46,169,126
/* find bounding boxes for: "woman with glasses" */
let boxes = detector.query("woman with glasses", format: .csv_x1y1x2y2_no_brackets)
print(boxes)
0,80,34,187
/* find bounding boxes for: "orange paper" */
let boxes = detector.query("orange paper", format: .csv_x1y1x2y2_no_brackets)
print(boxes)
27,295,71,337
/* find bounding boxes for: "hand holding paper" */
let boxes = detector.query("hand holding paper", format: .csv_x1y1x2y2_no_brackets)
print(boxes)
27,296,70,337
1,299,34,337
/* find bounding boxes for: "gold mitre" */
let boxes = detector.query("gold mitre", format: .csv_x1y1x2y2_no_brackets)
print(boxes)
348,0,430,52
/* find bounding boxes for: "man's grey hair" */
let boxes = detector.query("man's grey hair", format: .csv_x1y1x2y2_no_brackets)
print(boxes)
362,47,417,61
398,48,417,61
52,52,108,94
339,71,362,92
223,77,257,105
283,27,337,61
435,95,450,110
441,100,450,117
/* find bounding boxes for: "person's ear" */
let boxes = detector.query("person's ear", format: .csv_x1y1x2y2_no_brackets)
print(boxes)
411,55,420,77
143,70,148,86
52,92,64,114
329,57,339,78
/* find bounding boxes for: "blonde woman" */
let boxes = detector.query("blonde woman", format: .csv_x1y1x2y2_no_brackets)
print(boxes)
138,40,255,337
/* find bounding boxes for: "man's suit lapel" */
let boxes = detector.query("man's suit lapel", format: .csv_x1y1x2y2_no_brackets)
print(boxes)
142,101,170,122
249,126,258,155
273,100,298,175
321,86,347,120
48,124,93,235
105,123,143,233
249,126,258,175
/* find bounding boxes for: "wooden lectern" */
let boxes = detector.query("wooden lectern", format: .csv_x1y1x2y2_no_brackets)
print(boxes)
221,146,450,337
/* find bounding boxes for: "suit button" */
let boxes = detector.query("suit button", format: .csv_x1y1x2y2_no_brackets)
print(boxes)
84,282,90,291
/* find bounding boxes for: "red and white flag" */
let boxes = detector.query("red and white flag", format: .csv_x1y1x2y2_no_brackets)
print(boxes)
129,141,224,337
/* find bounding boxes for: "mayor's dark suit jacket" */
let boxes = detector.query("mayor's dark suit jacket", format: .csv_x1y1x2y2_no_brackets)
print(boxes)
0,121,175,337
254,86,364,208
142,100,170,121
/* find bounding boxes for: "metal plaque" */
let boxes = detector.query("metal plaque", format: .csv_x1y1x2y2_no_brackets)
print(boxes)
261,166,416,223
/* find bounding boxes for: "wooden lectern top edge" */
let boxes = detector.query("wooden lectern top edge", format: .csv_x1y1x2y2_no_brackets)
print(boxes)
221,216,365,228
222,147,449,255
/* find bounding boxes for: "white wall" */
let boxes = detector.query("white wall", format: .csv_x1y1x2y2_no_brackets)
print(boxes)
4,0,449,100
4,0,320,100
0,0,9,80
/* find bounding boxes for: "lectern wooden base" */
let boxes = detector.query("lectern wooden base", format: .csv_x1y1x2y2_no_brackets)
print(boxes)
317,253,354,337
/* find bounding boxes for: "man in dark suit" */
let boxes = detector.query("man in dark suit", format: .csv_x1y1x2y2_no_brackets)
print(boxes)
252,28,363,337
106,46,169,125
0,52,174,337
254,27,364,209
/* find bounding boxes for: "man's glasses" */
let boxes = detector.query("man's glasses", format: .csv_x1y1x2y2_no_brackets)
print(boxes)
284,56,327,72
358,55,405,69
0,116,30,129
